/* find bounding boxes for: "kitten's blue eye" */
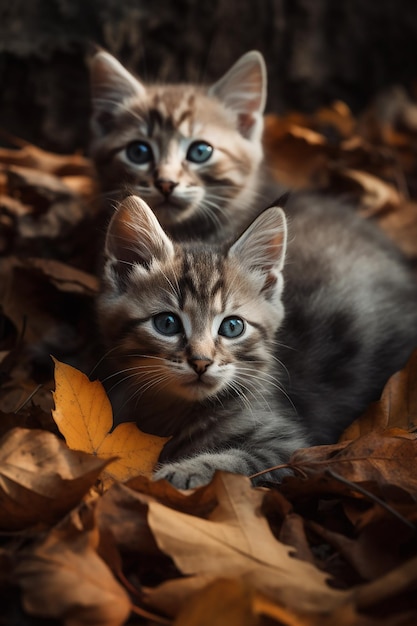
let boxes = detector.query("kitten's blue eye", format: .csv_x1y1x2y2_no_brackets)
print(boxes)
218,316,245,338
153,312,183,336
186,141,213,163
126,141,153,164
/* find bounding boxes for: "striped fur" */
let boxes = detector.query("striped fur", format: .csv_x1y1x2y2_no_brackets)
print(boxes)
97,195,417,488
90,50,272,241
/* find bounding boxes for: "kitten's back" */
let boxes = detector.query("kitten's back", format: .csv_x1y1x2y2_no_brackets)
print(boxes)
279,193,417,442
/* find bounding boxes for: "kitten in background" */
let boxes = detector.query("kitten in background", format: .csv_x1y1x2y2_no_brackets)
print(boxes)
89,49,278,242
97,195,417,489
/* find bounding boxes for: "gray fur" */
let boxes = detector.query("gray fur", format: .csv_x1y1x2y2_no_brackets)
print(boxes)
97,194,417,489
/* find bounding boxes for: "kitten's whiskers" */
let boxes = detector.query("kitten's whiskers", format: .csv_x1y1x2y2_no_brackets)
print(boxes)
238,365,297,412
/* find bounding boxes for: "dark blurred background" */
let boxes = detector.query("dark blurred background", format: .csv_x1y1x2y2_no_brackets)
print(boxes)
1,0,417,153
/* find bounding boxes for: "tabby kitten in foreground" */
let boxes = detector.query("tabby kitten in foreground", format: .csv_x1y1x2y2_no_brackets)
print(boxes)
98,195,417,489
90,49,274,241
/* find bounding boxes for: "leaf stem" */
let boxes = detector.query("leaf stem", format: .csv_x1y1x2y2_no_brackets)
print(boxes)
325,468,416,531
13,384,44,413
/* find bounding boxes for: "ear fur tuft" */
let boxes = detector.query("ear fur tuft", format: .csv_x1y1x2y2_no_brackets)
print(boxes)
209,50,267,140
229,206,287,295
105,195,174,274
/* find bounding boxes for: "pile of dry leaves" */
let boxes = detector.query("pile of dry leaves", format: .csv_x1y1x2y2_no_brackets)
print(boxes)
1,89,417,625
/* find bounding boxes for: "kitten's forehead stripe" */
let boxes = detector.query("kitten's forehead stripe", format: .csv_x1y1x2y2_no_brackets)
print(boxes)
176,106,194,130
148,107,174,134
145,90,196,138
176,250,225,308
210,278,224,299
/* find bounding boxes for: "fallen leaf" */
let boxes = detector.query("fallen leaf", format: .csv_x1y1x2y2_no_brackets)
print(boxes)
97,422,169,486
95,482,161,555
289,429,417,500
358,85,417,147
52,358,169,487
309,516,413,581
175,578,380,626
2,163,78,200
28,257,99,295
15,518,131,626
342,349,417,440
0,257,95,359
263,114,331,189
279,512,317,566
0,548,13,586
126,472,218,517
0,427,108,530
374,200,417,259
0,134,94,177
95,476,221,564
313,101,356,139
61,174,98,201
145,472,348,616
354,554,417,612
337,168,402,214
173,578,260,626
0,162,95,260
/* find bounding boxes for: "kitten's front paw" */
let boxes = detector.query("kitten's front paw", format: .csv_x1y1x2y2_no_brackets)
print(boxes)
154,458,215,489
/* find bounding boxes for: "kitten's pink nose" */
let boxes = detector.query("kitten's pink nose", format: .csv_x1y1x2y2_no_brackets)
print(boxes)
188,356,213,375
155,178,178,196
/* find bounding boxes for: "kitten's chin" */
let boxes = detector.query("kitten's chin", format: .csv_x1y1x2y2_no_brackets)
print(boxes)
152,201,197,226
138,190,204,226
154,209,192,227
174,378,223,402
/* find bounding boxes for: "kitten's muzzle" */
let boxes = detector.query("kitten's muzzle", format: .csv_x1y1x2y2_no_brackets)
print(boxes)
188,356,213,375
155,178,178,197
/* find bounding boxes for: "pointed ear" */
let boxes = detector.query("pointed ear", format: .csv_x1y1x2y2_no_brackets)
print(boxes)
229,206,287,295
105,195,175,275
209,51,266,140
90,51,146,134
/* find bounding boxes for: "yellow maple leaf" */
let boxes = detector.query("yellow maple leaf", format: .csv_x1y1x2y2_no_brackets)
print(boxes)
51,358,169,488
